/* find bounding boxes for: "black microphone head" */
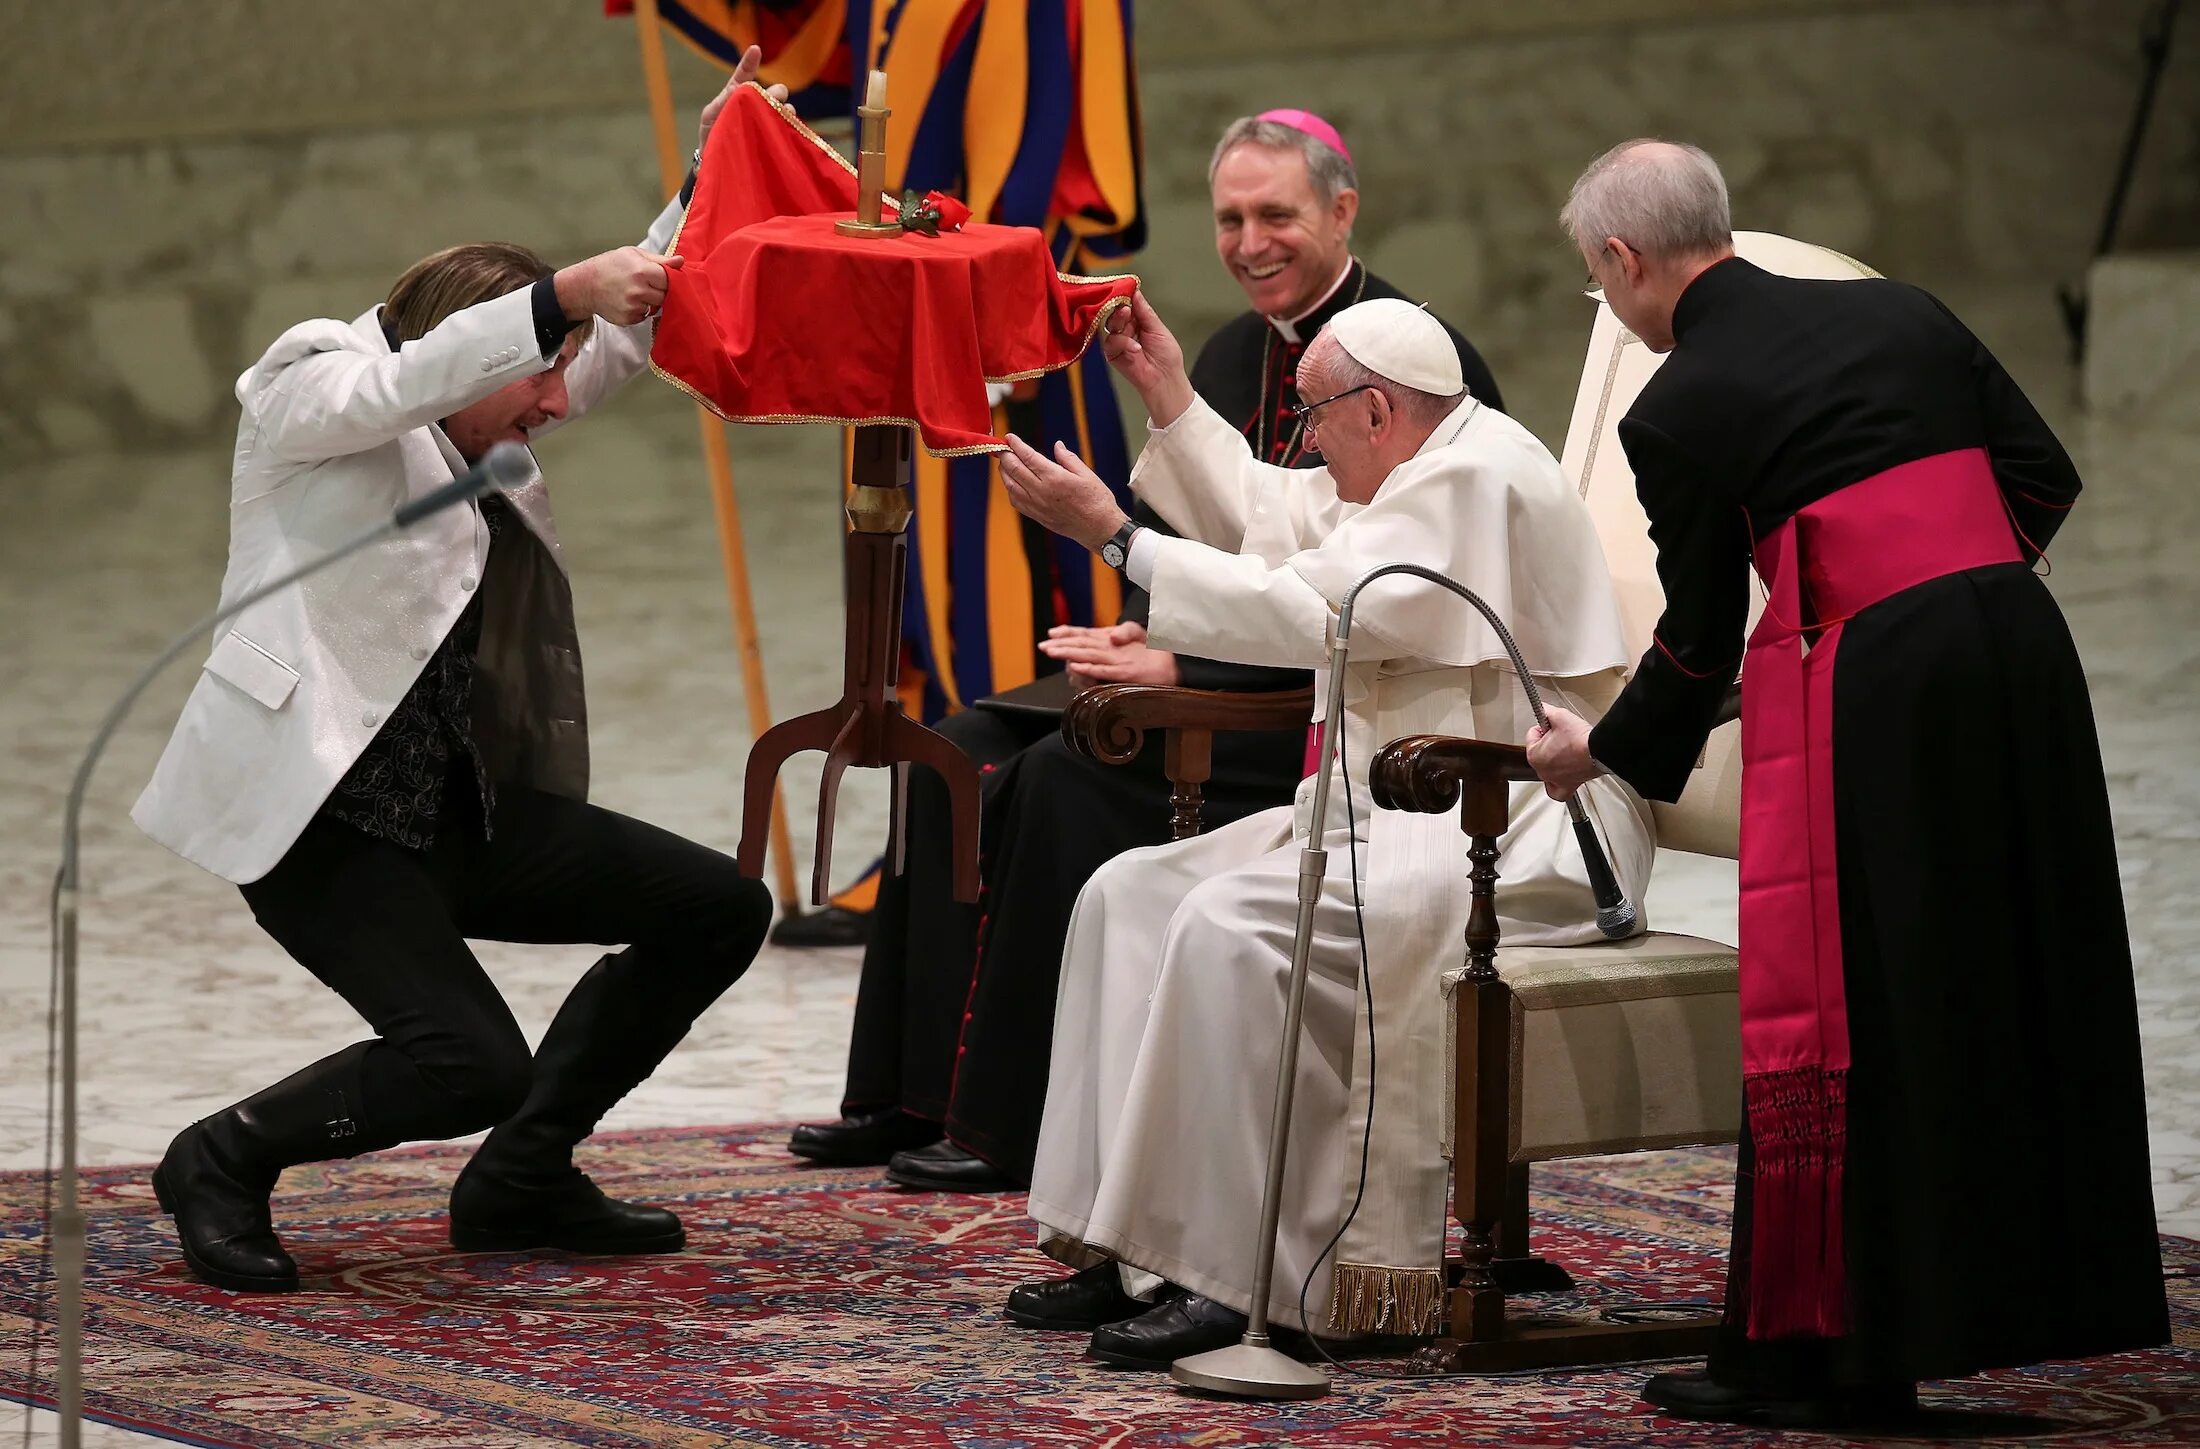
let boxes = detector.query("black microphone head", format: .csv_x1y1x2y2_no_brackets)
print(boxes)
480,441,533,492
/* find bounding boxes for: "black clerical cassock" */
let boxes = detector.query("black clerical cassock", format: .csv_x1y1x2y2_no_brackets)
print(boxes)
1588,256,2166,1388
839,261,1501,1183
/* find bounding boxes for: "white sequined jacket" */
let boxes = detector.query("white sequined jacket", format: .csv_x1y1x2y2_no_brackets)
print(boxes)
133,197,682,884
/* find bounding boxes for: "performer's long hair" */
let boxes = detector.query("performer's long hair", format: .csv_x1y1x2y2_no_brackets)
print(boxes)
385,242,578,345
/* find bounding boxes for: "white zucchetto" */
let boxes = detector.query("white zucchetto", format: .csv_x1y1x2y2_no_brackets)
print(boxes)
1326,298,1464,397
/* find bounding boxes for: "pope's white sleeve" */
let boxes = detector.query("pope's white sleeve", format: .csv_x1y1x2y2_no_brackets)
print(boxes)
1123,527,1161,590
1139,532,1418,669
1128,395,1302,550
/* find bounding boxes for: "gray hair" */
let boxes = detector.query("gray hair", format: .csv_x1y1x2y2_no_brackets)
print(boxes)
1209,117,1358,205
1560,138,1732,259
1303,329,1460,427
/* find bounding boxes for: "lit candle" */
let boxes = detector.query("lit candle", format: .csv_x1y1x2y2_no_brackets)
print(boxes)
866,69,887,110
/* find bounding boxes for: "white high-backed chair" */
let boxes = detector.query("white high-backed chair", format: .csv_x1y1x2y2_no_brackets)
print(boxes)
1369,233,1878,1373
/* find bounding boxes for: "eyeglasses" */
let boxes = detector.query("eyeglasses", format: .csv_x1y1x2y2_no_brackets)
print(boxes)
1289,383,1379,433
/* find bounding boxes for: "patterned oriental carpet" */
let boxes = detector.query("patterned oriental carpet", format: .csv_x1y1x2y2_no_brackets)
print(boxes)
0,1126,2192,1448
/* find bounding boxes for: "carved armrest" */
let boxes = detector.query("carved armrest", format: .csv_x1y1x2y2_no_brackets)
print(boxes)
1061,682,1315,841
1370,735,1542,1005
1369,734,1537,815
1062,683,1316,766
1371,687,1736,817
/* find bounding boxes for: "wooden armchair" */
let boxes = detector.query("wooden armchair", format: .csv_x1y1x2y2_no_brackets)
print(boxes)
1062,678,1575,1296
1062,684,1744,1369
1368,727,1743,1373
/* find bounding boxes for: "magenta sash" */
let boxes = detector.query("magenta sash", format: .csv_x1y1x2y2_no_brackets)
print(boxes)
1738,448,2021,1339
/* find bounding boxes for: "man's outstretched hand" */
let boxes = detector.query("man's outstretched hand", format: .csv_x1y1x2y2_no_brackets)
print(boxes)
1000,435,1128,551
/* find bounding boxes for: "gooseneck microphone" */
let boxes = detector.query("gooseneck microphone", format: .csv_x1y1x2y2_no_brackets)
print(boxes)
393,442,535,526
41,440,530,1447
1336,562,1639,938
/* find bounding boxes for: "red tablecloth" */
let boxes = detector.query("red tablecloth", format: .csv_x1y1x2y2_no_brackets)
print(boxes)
653,86,1138,456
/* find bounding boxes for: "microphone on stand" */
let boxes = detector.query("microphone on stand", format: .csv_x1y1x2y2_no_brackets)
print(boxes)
392,444,533,527
1171,559,1639,1402
1338,563,1638,937
1575,815,1639,938
42,440,530,1448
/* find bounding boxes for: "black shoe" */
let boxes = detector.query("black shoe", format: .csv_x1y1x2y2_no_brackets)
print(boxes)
448,1159,684,1254
787,1108,941,1167
1643,1371,1770,1423
770,905,872,949
1644,1371,1919,1429
451,951,730,1253
1491,1255,1575,1294
152,1119,296,1293
884,1139,1019,1192
150,1042,381,1294
1089,1294,1278,1370
1005,1261,1151,1331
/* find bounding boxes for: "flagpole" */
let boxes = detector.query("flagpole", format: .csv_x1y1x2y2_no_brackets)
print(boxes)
631,0,803,915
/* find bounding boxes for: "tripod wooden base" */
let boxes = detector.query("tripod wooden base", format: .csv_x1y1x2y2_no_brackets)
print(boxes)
736,426,981,904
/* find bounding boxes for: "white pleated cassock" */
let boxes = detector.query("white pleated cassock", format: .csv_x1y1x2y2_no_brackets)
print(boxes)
1025,393,1654,1334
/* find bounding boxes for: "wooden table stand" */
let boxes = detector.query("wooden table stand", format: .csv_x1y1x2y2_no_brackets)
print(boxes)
736,424,982,904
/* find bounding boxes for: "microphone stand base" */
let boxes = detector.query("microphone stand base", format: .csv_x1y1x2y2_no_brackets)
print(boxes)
1170,1342,1330,1399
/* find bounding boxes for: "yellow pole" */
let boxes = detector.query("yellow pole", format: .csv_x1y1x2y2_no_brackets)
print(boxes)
632,0,803,913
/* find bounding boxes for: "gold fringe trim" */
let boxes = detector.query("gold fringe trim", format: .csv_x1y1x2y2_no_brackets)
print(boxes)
984,293,1134,382
647,357,1009,456
1327,1262,1446,1337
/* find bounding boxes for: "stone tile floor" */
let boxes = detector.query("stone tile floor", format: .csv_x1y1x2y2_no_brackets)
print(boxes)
1,312,2191,1447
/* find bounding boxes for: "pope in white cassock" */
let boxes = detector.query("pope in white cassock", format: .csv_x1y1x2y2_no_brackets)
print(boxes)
995,292,1654,1370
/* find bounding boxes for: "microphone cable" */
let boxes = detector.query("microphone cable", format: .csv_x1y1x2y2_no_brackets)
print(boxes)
1291,715,1411,1378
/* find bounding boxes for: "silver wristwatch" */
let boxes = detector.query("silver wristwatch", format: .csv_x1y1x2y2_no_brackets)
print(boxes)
1099,518,1142,573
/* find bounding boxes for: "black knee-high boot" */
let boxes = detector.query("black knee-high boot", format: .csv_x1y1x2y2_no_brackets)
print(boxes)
448,953,724,1253
152,1042,389,1292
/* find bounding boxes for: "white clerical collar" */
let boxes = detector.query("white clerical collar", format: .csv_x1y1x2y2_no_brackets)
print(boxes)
1265,256,1357,344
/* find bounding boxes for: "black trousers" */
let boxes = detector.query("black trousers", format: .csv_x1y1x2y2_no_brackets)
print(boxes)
842,704,1303,1183
237,780,773,1157
842,707,1049,1129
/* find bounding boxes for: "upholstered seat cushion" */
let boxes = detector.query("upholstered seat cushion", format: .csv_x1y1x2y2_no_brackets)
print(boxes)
1441,932,1742,1164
